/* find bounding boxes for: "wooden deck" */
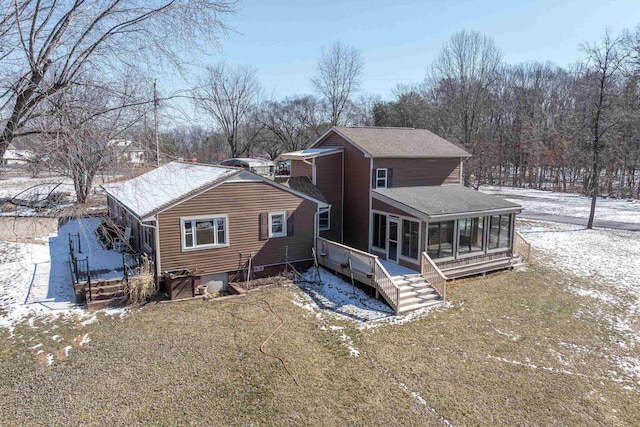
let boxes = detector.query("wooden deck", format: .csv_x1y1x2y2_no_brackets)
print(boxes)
315,233,532,314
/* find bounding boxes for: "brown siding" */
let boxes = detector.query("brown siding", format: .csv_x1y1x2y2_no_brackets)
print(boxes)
316,133,370,251
290,159,313,178
372,158,460,187
314,152,343,242
372,199,419,219
157,181,316,275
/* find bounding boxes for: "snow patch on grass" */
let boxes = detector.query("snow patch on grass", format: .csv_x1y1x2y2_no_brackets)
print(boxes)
482,186,640,224
293,268,445,330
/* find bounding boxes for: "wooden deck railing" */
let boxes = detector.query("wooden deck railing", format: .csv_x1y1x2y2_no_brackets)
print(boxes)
373,259,399,312
316,237,400,313
421,252,447,301
513,231,532,263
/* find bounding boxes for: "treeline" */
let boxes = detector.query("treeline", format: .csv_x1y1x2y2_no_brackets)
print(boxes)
167,29,640,201
374,30,640,199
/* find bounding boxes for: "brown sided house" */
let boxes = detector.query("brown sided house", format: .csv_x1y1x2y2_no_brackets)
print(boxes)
281,126,531,314
102,162,328,298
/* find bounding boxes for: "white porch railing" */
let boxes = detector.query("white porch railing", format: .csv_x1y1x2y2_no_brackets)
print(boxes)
374,258,399,311
316,237,400,313
513,231,532,263
421,252,447,301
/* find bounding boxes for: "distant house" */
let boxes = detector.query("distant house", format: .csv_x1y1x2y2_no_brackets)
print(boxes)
108,139,146,165
1,143,34,165
219,158,274,176
102,162,328,298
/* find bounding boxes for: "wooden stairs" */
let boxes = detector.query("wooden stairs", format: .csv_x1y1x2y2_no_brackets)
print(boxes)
391,274,443,314
75,279,128,310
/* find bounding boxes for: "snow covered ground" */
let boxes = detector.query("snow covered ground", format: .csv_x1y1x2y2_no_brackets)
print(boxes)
0,172,117,216
0,217,127,333
518,219,640,382
481,186,640,223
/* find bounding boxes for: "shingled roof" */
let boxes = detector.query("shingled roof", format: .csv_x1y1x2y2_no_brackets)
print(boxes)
322,126,471,158
373,186,521,220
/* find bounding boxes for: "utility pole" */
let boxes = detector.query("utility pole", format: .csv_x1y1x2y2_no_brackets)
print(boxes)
154,80,160,167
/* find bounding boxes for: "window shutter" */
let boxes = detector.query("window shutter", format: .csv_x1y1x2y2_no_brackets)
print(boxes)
371,169,376,188
259,212,269,240
287,211,294,236
387,168,393,188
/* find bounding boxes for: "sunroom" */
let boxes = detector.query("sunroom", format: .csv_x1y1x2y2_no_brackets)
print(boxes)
371,185,522,279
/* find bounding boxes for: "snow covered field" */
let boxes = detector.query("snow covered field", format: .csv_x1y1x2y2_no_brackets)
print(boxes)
481,186,640,223
0,218,127,333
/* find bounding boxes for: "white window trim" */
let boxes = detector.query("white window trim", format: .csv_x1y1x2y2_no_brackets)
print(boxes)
318,207,330,231
376,168,388,189
268,211,287,238
181,214,229,251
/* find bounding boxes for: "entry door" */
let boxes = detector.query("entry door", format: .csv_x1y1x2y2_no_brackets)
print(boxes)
387,218,400,263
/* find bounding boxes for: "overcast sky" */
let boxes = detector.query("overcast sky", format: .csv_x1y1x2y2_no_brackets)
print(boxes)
159,0,640,125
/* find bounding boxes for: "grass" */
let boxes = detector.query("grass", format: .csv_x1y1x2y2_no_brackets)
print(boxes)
1,265,639,426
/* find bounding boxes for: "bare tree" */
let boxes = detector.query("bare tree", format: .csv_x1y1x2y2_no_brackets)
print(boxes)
577,32,628,228
426,30,502,185
0,0,236,160
42,74,150,203
311,41,364,126
255,95,326,159
194,63,262,158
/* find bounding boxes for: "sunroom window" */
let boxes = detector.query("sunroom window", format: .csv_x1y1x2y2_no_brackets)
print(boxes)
458,217,484,255
401,219,420,259
489,214,511,249
427,221,454,259
372,213,387,249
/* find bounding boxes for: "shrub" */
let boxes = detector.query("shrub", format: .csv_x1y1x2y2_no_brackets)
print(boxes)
125,254,155,305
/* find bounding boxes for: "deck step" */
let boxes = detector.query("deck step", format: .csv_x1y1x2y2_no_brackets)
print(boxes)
397,299,442,314
398,286,437,299
399,293,440,305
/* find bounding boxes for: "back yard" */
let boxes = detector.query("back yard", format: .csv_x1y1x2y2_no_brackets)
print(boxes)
0,181,639,425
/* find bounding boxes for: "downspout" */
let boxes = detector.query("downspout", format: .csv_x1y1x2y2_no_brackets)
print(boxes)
368,157,373,252
313,210,318,262
140,218,161,287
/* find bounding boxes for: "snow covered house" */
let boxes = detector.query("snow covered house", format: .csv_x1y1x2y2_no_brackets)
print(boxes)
1,143,34,165
107,139,146,165
280,126,531,314
102,162,328,298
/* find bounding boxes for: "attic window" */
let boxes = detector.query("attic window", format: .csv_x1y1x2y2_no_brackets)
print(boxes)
376,168,387,189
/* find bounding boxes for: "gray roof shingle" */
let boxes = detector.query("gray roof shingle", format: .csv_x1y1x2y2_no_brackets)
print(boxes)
331,126,471,158
373,185,521,218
